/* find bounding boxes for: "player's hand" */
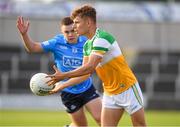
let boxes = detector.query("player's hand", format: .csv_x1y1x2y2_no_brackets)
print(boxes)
46,65,66,86
16,16,30,35
48,83,63,94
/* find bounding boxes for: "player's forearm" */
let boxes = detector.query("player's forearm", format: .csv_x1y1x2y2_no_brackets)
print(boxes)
63,64,95,79
61,75,90,89
20,33,38,53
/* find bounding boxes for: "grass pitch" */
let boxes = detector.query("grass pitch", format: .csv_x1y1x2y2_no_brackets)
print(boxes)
1,109,180,126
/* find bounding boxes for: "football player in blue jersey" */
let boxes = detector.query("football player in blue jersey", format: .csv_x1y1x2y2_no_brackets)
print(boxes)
17,16,102,127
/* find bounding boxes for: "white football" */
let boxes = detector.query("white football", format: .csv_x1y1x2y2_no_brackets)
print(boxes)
30,73,55,96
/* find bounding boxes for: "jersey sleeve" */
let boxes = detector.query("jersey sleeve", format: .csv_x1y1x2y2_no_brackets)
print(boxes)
41,37,57,52
92,38,111,57
83,42,89,57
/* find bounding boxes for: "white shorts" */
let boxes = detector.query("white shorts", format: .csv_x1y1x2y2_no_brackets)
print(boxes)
103,82,144,115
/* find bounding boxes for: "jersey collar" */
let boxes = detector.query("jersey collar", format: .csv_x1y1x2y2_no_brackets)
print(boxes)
89,28,99,41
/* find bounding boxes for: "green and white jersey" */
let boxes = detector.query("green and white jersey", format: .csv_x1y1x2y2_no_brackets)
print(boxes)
83,28,137,95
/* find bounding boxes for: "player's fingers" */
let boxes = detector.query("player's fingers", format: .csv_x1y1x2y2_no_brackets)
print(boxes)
49,89,58,94
17,17,22,28
20,16,23,24
16,23,20,29
46,74,55,79
18,16,21,24
53,65,58,72
17,17,26,33
48,91,55,94
17,16,20,24
22,16,24,24
46,79,53,85
47,79,56,86
47,82,54,86
26,19,30,28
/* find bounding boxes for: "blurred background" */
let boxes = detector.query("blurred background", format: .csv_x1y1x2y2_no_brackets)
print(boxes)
0,0,180,112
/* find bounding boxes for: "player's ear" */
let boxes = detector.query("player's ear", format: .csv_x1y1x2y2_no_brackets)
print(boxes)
87,17,91,27
60,25,65,34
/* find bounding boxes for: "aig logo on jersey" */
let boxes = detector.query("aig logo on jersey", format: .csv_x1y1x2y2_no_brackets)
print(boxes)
63,56,82,68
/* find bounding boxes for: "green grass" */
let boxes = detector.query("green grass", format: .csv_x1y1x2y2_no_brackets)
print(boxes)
1,109,180,126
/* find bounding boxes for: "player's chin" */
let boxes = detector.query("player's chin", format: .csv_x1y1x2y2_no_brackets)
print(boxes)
75,30,82,35
68,38,76,42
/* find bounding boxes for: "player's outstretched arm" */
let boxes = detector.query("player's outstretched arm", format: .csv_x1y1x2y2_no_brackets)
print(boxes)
48,57,92,94
49,75,90,94
16,16,43,53
47,54,102,86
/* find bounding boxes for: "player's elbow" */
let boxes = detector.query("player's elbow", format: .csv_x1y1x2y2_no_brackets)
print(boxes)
25,47,33,53
26,44,42,53
24,44,35,53
26,48,37,54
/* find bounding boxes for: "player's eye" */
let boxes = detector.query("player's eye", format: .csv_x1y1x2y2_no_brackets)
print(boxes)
64,31,69,34
74,21,79,24
71,30,75,33
64,30,75,34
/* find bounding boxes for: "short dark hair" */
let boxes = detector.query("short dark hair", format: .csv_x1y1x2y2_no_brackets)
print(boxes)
61,16,74,26
71,4,96,23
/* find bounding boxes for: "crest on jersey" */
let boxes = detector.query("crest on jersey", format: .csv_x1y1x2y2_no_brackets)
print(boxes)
72,47,78,53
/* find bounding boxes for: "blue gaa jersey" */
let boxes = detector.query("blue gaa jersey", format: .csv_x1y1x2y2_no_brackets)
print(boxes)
41,34,92,94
